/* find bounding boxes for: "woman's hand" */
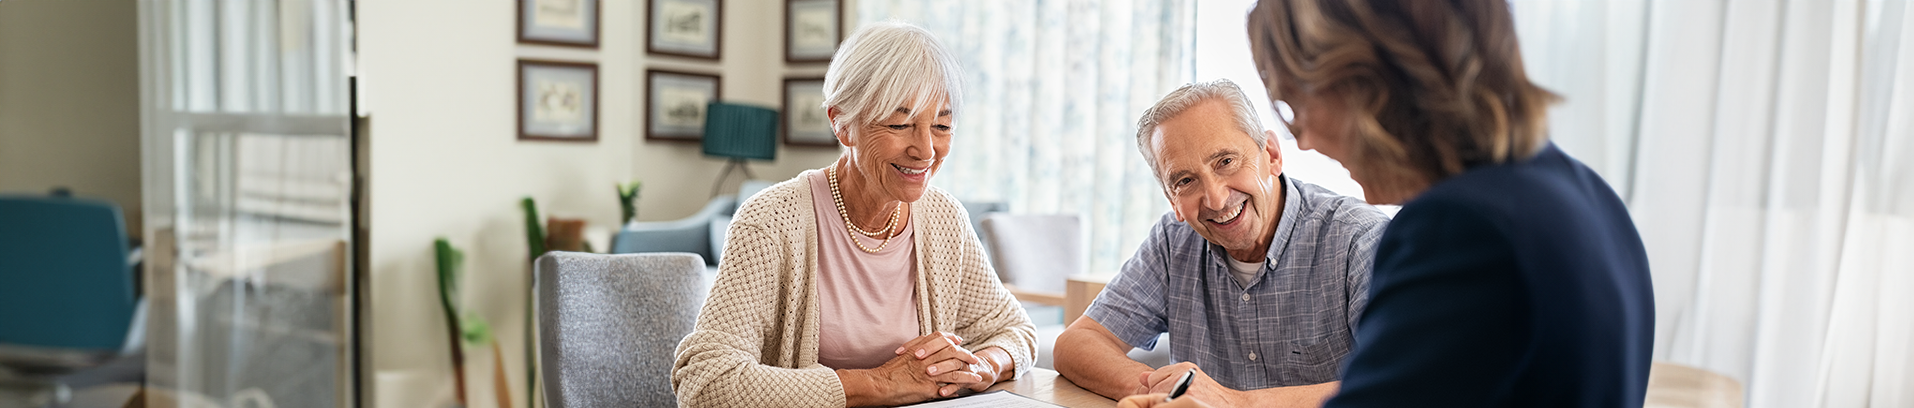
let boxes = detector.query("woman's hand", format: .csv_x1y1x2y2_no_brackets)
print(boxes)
897,332,1018,396
843,332,991,406
894,332,1001,397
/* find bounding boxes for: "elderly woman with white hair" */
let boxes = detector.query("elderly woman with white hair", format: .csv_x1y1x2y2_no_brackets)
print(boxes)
670,21,1035,407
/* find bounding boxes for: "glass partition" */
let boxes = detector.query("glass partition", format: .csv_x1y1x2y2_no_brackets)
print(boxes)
138,0,356,407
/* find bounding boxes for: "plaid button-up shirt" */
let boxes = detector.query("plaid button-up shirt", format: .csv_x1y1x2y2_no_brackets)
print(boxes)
1083,175,1389,390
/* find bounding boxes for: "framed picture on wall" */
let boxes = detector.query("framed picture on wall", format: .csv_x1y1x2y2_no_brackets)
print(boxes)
519,60,599,142
646,69,722,142
648,0,723,60
785,0,841,63
782,77,835,147
518,0,600,47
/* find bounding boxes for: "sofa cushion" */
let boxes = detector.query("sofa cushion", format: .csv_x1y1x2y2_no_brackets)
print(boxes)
709,215,732,264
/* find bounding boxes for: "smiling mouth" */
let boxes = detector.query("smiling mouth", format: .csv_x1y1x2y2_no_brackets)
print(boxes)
1209,198,1246,225
892,163,928,175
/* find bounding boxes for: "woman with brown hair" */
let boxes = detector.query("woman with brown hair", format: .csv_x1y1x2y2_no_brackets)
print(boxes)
1234,0,1655,407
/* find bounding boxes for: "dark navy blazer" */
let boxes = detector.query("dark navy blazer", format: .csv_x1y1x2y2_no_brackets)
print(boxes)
1325,143,1655,407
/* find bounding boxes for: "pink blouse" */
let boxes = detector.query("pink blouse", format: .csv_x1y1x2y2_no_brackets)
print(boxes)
808,171,922,370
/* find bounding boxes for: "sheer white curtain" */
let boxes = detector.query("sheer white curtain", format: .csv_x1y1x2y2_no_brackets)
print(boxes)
1513,1,1914,406
1193,0,1370,203
857,0,1194,274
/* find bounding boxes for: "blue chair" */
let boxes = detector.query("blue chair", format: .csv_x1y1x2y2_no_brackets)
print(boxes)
610,185,1007,271
610,180,774,268
0,194,139,407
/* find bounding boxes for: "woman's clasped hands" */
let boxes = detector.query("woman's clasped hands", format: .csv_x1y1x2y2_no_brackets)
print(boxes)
864,332,1001,402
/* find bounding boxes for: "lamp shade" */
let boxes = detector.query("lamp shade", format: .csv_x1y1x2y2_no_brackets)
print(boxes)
702,102,778,161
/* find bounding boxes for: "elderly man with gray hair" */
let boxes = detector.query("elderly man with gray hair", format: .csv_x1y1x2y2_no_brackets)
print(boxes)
1055,79,1387,408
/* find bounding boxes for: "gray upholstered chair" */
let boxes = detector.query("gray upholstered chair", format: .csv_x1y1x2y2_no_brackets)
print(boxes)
977,213,1083,370
978,213,1083,301
535,252,710,408
977,213,1173,370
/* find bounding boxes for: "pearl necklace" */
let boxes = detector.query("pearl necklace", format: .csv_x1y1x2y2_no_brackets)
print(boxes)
831,167,900,238
829,166,903,253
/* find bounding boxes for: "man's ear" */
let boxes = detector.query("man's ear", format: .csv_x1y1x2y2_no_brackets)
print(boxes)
827,107,853,147
1264,130,1284,176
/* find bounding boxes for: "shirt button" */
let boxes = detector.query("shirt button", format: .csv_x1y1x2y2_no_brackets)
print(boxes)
1248,352,1258,361
1240,293,1250,302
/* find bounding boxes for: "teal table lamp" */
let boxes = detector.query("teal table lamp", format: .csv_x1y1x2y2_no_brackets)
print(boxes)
702,102,779,197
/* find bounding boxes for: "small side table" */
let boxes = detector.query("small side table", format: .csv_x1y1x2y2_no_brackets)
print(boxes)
1063,274,1113,325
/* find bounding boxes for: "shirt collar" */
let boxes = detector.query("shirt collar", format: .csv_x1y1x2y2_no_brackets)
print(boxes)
1265,174,1303,264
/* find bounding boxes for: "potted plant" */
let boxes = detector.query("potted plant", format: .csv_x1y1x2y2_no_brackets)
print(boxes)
618,181,643,226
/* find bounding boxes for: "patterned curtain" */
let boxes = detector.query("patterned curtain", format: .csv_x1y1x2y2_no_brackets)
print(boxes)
858,0,1196,274
1512,1,1914,406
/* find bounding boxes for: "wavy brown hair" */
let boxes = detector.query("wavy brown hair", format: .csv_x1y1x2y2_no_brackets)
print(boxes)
1248,0,1558,201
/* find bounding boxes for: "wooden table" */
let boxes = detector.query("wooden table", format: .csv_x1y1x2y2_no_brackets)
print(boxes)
985,368,1117,408
1644,362,1743,408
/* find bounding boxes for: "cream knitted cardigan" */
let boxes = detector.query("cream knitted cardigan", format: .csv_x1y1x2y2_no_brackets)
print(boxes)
671,170,1036,407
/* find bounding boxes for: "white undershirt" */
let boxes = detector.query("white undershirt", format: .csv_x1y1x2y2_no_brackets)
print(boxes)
1225,255,1265,288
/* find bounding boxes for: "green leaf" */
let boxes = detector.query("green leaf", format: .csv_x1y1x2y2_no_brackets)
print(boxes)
617,181,644,199
435,238,466,350
521,197,548,259
460,312,493,345
618,181,643,225
434,238,464,315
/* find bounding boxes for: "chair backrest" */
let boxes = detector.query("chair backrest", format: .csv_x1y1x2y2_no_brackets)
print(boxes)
536,251,708,408
958,201,1006,235
978,213,1082,294
0,195,135,352
958,201,1006,261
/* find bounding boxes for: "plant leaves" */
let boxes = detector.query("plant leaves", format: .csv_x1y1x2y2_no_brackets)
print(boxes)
461,311,493,345
521,197,547,259
435,238,464,314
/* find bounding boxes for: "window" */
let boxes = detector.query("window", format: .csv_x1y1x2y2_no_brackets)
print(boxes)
1193,0,1369,202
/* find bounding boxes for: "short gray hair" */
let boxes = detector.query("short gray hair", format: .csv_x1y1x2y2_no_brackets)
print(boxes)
1135,79,1268,180
823,21,964,136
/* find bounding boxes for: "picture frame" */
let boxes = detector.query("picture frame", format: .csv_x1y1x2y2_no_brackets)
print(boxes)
647,0,723,60
782,77,836,147
518,0,600,48
646,69,722,142
518,59,599,142
785,0,842,63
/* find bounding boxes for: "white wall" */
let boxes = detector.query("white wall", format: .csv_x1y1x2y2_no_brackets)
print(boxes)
631,1,848,222
358,2,633,407
0,0,142,223
359,1,852,407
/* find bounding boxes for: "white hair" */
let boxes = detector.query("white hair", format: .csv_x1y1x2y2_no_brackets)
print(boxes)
822,21,964,136
1134,79,1269,180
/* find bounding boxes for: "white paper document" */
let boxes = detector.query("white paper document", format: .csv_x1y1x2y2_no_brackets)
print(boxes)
894,390,1065,408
